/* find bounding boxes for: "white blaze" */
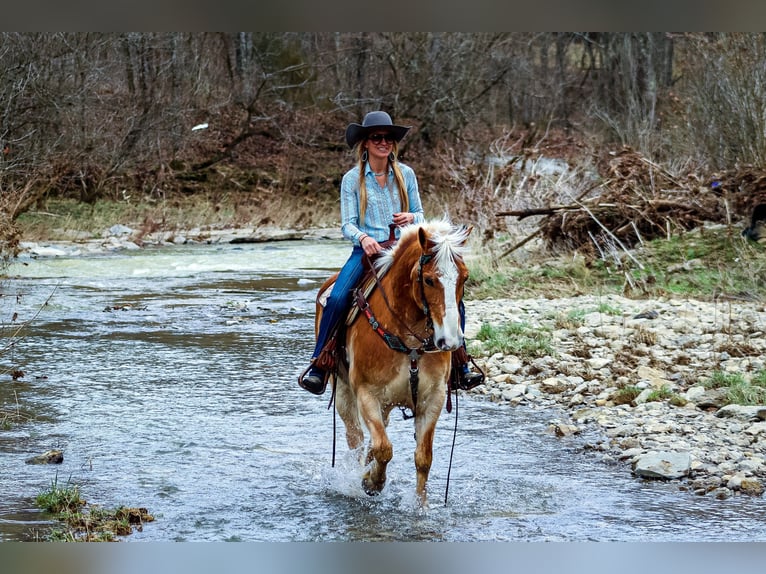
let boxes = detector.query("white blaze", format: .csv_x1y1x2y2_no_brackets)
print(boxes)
434,258,463,350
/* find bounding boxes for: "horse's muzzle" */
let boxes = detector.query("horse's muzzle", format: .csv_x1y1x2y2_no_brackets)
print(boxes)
435,336,463,352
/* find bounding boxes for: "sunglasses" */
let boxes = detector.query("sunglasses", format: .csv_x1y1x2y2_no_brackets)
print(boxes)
368,133,396,144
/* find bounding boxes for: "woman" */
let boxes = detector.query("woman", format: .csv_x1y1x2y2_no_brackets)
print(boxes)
299,110,483,395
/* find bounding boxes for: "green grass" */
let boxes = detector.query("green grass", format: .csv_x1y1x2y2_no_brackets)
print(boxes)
35,477,86,514
472,321,555,359
34,476,153,542
595,302,622,316
702,370,766,406
552,308,585,329
467,226,766,301
645,385,687,406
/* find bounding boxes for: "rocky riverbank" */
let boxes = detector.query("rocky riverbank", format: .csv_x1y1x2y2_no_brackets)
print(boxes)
15,224,343,258
464,294,766,499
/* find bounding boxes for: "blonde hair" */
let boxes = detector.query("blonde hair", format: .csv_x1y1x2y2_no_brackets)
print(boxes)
355,141,408,224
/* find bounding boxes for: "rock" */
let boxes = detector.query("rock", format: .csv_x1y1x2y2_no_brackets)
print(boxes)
25,449,64,465
586,357,611,370
716,405,766,421
633,451,691,479
634,388,654,404
501,384,527,401
691,388,729,409
540,377,568,394
547,422,581,437
740,478,765,496
108,224,133,235
498,360,523,374
684,386,707,402
633,310,659,320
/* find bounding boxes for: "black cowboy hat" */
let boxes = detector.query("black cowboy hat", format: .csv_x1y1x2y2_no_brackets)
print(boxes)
344,111,411,149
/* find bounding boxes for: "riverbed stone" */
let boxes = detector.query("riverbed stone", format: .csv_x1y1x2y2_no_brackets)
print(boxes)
716,405,766,421
25,449,64,465
633,451,691,479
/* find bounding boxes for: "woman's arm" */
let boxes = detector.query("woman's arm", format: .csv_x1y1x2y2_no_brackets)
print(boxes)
339,169,366,244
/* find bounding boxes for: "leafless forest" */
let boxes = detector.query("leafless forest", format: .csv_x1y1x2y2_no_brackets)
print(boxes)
2,32,766,254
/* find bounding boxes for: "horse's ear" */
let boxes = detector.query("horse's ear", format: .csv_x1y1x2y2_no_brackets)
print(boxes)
457,224,473,245
418,226,430,251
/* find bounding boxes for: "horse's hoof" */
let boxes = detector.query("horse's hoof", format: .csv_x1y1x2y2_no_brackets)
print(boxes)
362,478,382,496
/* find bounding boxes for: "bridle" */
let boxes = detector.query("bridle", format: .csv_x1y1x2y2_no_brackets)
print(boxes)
357,252,438,351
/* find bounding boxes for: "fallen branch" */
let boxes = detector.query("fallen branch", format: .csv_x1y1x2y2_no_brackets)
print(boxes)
495,204,584,219
498,228,543,260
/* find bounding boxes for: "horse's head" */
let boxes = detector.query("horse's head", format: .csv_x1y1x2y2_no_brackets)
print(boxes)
375,220,472,352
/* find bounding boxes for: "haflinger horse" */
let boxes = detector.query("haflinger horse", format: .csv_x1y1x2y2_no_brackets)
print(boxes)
314,218,472,505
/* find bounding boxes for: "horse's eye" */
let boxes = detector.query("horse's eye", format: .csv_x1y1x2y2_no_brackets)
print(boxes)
424,277,435,287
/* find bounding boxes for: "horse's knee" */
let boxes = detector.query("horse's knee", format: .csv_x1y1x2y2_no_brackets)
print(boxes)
370,438,393,465
345,428,364,450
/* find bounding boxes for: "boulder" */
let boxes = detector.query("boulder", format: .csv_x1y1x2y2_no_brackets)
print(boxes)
633,451,691,479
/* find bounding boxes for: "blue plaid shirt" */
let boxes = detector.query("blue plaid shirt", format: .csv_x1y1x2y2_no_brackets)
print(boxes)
340,161,425,245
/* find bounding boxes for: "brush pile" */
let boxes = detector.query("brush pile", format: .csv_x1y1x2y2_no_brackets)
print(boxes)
497,147,749,257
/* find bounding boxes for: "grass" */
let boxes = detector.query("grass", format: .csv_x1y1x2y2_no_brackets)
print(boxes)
467,225,766,302
15,196,235,240
14,191,340,242
34,475,154,542
612,386,642,405
702,370,766,406
646,385,688,407
553,309,585,329
471,321,555,359
35,477,86,515
550,303,623,330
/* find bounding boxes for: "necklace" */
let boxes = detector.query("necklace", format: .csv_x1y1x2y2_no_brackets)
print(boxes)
373,171,385,177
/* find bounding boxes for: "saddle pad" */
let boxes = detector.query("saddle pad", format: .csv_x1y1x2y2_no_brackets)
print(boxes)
316,274,378,326
345,274,377,326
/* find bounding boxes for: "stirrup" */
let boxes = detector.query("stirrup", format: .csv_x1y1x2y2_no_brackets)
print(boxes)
453,369,484,391
450,359,485,391
298,364,328,395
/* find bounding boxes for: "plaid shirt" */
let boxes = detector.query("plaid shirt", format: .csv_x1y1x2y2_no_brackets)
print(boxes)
340,161,425,245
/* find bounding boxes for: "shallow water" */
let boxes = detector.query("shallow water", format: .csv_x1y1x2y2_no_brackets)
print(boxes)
2,241,765,541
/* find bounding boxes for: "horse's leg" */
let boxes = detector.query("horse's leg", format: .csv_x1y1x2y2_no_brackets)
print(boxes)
335,376,364,452
413,386,447,505
356,388,392,496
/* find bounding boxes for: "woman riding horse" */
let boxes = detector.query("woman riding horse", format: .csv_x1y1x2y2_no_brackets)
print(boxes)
328,219,472,502
299,110,483,395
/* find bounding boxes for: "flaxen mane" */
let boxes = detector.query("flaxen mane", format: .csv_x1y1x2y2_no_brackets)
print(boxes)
376,219,470,275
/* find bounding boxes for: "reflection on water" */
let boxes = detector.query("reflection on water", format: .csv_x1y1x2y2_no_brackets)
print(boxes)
2,241,766,541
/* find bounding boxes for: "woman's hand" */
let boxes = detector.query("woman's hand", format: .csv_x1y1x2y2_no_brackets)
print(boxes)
360,235,382,256
392,212,414,227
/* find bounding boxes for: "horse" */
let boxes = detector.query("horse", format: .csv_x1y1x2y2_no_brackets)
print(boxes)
314,219,472,504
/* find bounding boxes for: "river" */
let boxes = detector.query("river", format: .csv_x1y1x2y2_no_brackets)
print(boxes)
2,240,765,542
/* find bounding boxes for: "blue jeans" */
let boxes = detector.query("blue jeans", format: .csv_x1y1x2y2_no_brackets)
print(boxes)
311,246,366,360
310,246,469,362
